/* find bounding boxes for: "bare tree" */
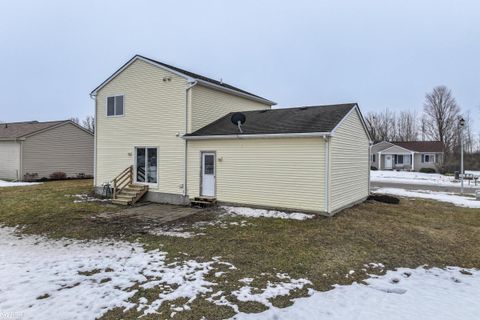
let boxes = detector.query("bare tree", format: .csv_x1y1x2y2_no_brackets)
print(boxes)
396,111,419,141
422,86,460,153
69,116,95,133
365,109,398,141
365,112,381,141
82,115,95,133
69,117,80,124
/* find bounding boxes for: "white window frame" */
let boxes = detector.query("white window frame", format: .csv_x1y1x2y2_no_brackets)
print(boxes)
134,146,159,187
106,95,125,117
421,153,435,163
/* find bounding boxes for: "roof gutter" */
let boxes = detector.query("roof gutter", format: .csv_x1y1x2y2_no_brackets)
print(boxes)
183,132,332,140
0,137,26,141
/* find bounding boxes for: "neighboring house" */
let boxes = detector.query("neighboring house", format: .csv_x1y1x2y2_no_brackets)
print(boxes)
371,141,444,172
0,120,94,180
91,55,371,215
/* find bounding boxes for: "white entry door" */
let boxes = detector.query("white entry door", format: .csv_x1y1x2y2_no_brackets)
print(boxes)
385,155,393,169
201,152,216,197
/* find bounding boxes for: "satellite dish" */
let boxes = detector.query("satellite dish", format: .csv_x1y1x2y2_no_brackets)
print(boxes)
230,112,246,133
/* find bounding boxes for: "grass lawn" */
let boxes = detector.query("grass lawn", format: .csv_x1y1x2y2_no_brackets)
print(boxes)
1,179,480,319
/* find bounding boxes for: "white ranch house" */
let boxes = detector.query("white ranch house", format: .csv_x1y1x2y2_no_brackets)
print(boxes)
91,55,371,216
371,141,444,172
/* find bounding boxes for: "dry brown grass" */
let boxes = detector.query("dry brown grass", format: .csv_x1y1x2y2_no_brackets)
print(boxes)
1,179,479,319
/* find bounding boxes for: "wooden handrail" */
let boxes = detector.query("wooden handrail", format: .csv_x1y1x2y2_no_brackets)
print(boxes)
112,165,133,199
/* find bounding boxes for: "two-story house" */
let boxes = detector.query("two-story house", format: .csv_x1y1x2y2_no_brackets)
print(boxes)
90,55,371,216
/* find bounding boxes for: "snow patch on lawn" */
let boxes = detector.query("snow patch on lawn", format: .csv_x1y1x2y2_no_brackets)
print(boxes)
370,170,472,187
233,266,480,320
375,188,480,208
233,276,311,307
67,194,109,203
148,229,198,238
0,227,226,319
222,206,314,220
0,180,41,187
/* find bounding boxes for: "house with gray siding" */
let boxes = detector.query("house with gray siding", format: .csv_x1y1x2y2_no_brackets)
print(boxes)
0,120,93,180
371,141,444,172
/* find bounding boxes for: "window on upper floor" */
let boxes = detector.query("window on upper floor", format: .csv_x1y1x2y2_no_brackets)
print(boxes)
107,95,124,116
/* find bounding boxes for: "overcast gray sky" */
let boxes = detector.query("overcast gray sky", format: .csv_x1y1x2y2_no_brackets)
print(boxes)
1,0,479,134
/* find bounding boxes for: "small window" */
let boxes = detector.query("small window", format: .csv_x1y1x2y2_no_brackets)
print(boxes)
396,155,404,164
107,95,124,116
204,155,215,175
372,154,376,162
422,154,434,163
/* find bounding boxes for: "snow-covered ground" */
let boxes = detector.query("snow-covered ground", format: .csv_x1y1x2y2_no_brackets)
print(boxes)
0,227,305,319
222,206,314,220
234,266,480,320
371,170,479,188
0,180,41,187
374,188,480,209
0,227,221,319
466,170,480,176
1,227,479,319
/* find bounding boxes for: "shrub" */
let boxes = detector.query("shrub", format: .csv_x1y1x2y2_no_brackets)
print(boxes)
49,172,67,180
371,166,378,170
419,168,436,174
23,173,39,182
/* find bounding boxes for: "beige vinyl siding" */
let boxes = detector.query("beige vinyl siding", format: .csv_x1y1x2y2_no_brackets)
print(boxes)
187,137,325,212
0,141,21,180
190,84,271,132
329,109,370,213
95,59,188,194
22,123,93,178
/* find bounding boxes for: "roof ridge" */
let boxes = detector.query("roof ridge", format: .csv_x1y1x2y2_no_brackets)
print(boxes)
393,140,443,143
226,103,357,114
2,119,69,125
135,55,271,100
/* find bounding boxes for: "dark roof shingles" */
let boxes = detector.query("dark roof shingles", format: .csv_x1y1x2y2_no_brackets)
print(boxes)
187,103,357,136
0,120,68,139
392,141,444,153
139,56,271,102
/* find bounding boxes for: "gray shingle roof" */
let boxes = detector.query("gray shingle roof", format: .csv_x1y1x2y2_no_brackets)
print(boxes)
392,141,444,153
139,56,269,101
186,103,357,136
91,55,275,105
0,120,69,139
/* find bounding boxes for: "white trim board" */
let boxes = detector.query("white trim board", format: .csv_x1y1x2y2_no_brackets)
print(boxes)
183,132,332,140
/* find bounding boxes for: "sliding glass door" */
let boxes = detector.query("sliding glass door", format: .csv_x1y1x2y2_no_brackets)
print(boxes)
135,147,158,184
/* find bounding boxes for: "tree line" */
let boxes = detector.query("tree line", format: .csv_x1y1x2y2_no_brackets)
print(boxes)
365,86,479,171
69,115,95,133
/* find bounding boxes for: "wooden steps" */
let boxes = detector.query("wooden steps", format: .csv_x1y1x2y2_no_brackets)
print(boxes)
190,197,217,208
112,184,148,206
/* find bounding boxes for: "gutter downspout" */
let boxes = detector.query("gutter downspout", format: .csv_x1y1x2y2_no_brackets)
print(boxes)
368,141,373,195
184,80,198,198
324,136,330,215
89,93,97,189
19,140,23,181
